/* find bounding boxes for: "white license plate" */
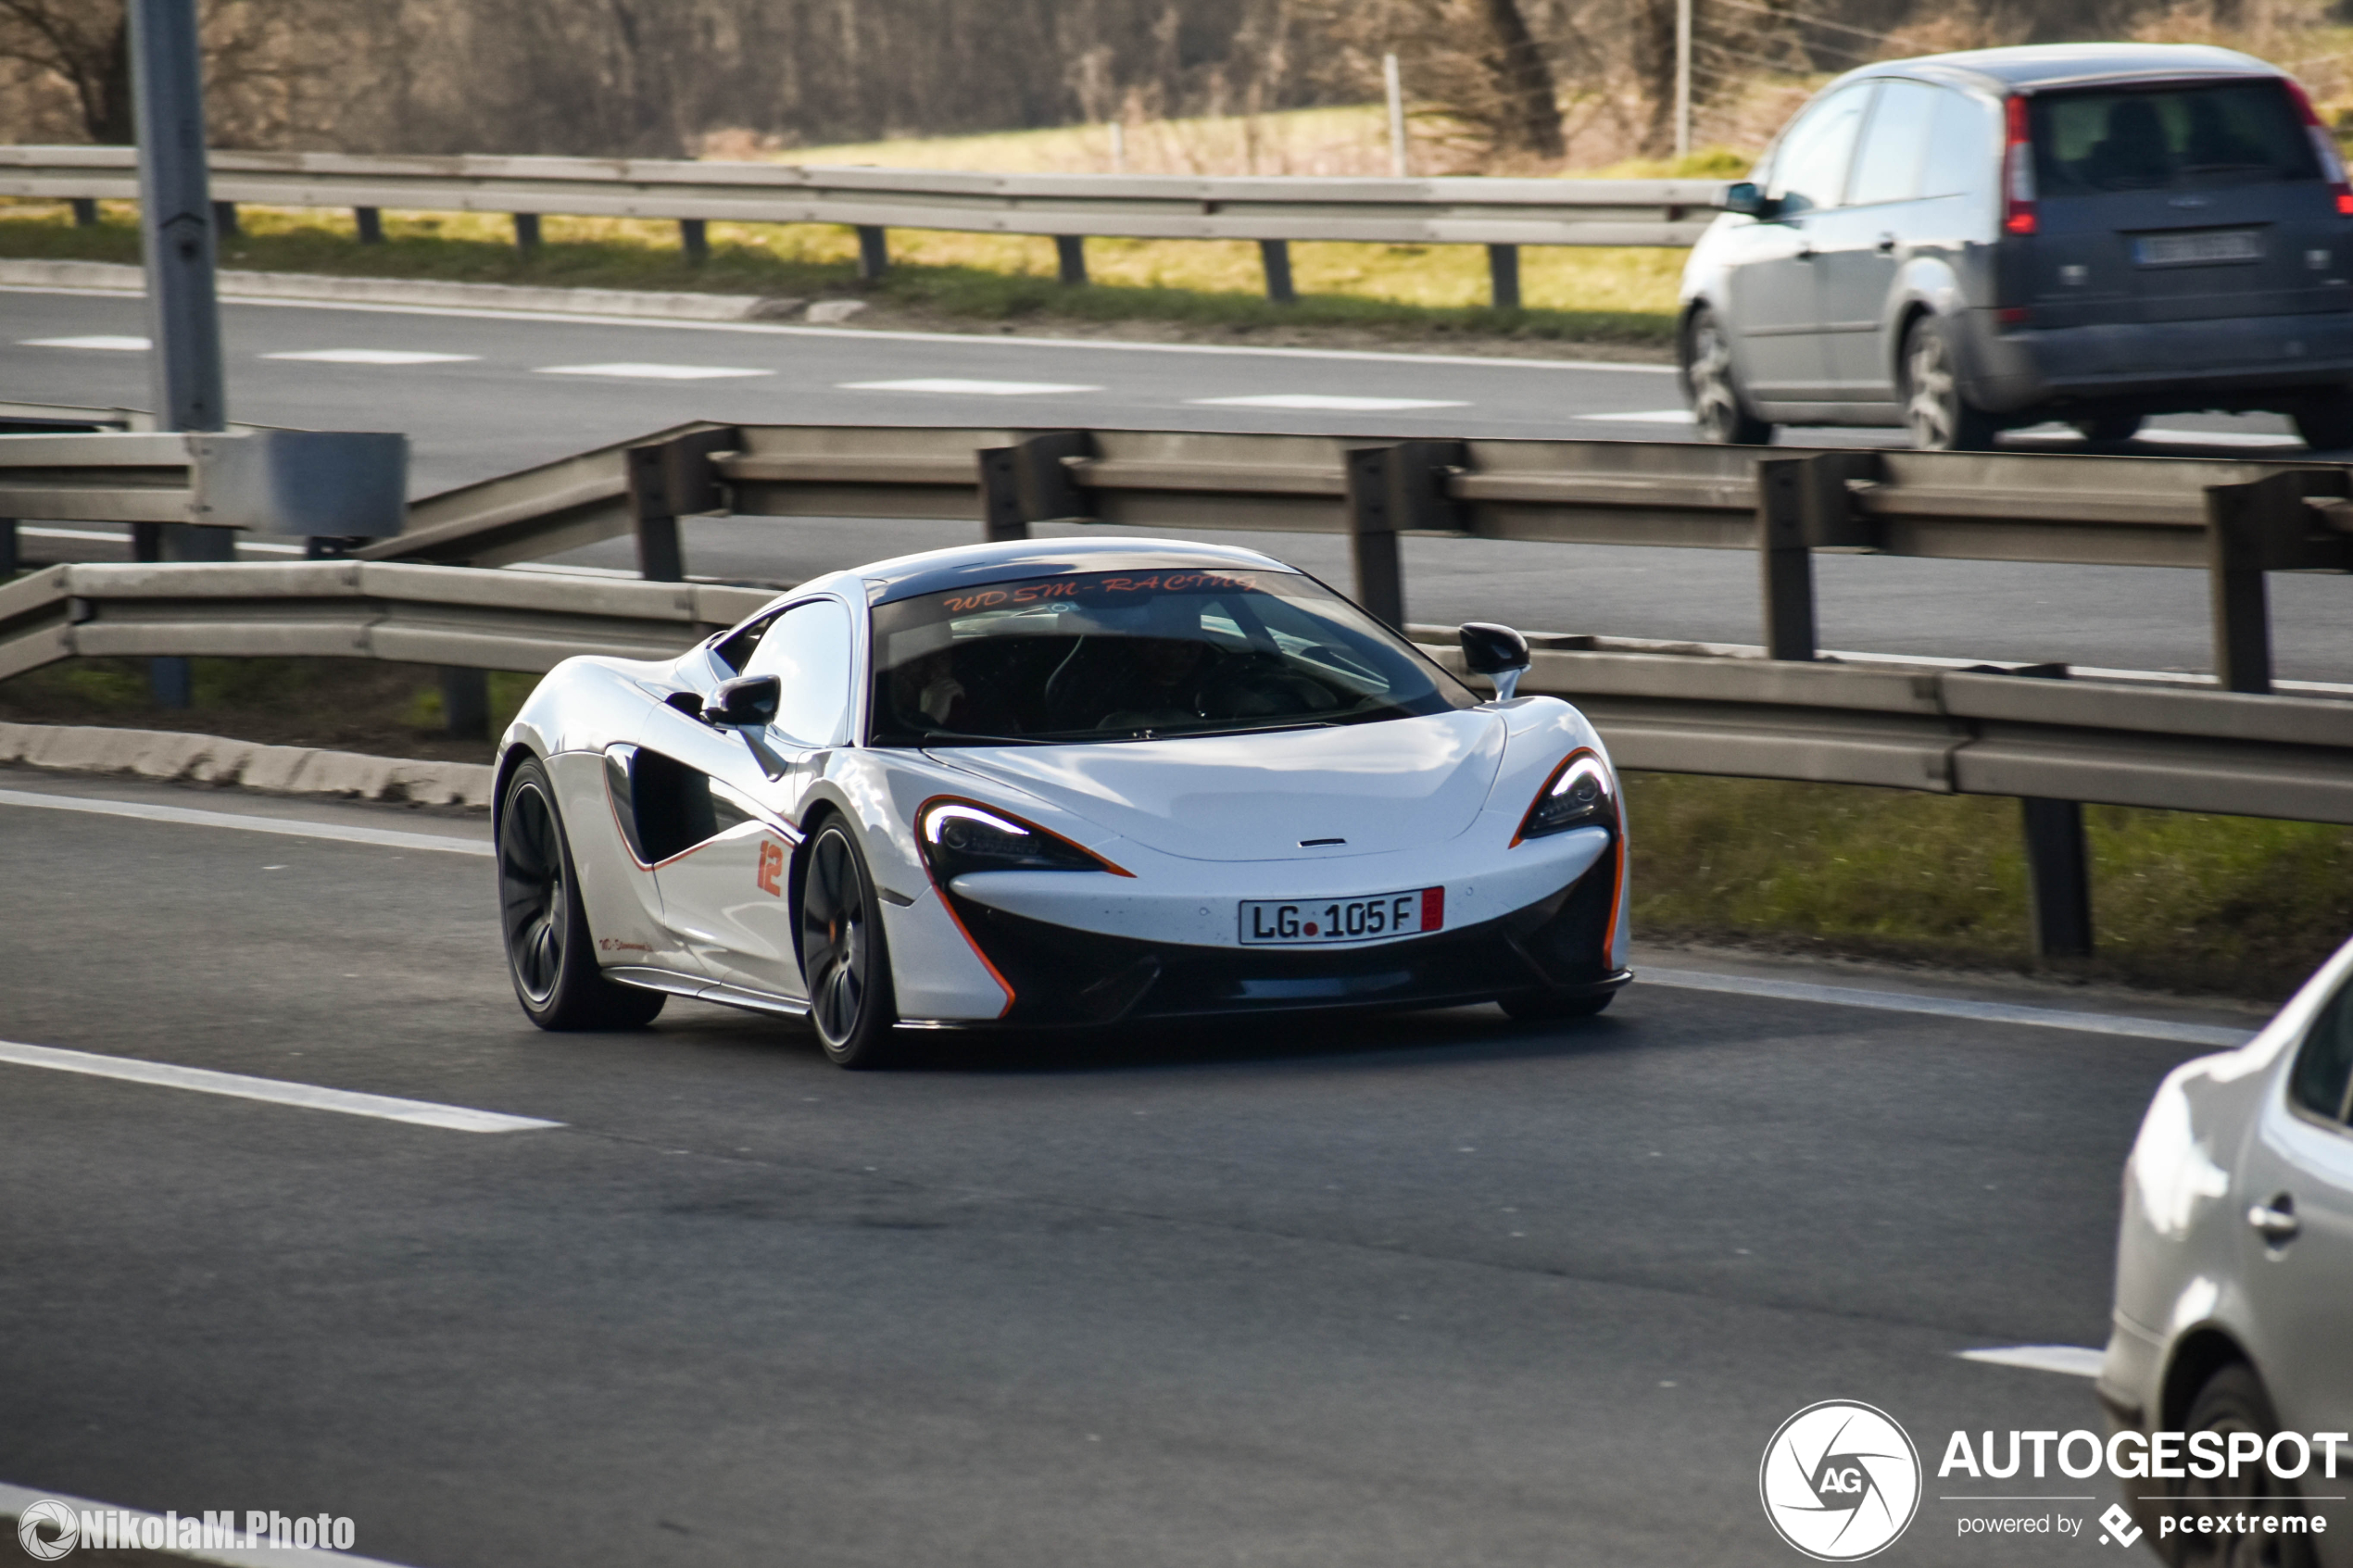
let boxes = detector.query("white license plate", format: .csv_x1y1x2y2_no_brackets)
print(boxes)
1239,887,1444,946
2134,230,2262,267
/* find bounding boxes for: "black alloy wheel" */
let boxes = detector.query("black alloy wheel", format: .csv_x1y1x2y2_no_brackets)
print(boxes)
1684,306,1772,445
497,758,664,1031
2158,1361,2317,1568
799,820,903,1068
1901,316,1999,451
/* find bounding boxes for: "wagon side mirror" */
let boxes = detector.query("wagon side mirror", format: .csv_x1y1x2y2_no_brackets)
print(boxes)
705,673,781,727
1722,181,1770,218
1458,621,1531,702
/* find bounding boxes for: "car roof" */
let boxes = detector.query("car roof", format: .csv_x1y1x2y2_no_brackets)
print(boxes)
1843,42,2282,94
824,535,1300,608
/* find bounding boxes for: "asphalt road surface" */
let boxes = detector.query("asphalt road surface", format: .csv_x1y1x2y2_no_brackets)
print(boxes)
0,771,2257,1567
6,283,2351,684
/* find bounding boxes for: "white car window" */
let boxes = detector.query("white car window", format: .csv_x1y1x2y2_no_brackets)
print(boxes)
1919,88,1996,199
743,597,854,746
2290,979,2353,1124
1847,80,1939,207
1767,83,1873,216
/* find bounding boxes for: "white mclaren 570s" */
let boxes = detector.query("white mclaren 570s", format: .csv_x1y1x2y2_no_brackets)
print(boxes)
493,536,1630,1066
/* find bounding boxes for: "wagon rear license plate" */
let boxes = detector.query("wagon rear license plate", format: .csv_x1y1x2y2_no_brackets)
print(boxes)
2133,229,2262,267
1239,887,1444,946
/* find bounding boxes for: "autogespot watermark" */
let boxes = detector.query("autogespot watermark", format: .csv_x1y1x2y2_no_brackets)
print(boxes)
1760,1401,2351,1558
15,1502,358,1559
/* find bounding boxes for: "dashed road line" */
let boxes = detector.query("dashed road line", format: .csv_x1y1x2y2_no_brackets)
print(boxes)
1189,393,1468,411
262,347,480,365
0,1039,561,1134
1575,408,1695,423
0,788,491,856
21,333,149,350
534,361,771,380
840,377,1102,395
1957,1345,2106,1378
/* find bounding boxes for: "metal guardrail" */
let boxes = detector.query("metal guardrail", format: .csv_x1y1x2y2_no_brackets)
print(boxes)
2,561,2348,834
353,421,2353,699
0,144,1726,305
0,429,408,549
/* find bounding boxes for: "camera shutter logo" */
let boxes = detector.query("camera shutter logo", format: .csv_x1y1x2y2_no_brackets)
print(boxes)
17,1499,79,1562
1760,1400,1922,1561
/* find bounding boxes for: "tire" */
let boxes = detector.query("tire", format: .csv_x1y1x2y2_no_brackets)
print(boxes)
2293,390,2353,452
2157,1361,2317,1568
1500,989,1616,1022
1900,316,1999,451
799,819,905,1068
2074,413,2142,446
497,757,666,1031
1683,306,1773,445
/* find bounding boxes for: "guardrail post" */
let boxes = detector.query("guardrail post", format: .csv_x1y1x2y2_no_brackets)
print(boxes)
441,667,489,741
212,200,237,238
0,519,16,578
1755,458,1816,660
1055,235,1088,287
512,212,540,255
1488,245,1520,310
71,199,99,227
625,427,737,582
680,219,708,264
2022,797,2093,958
1343,441,1462,631
977,431,1093,541
2205,473,2309,695
353,207,383,244
857,226,889,281
1260,240,1296,305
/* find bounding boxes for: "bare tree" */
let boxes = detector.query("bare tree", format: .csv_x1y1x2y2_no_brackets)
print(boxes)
0,0,132,142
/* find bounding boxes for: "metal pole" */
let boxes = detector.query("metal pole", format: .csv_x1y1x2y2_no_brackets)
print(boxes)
129,0,230,709
1674,0,1693,160
1109,120,1126,175
1383,54,1410,178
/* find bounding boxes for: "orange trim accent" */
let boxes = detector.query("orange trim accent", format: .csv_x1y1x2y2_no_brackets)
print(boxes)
1510,746,1609,849
910,796,1024,1018
1601,838,1627,963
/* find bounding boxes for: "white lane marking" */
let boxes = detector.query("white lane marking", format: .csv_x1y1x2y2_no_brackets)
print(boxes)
0,1480,422,1566
1189,393,1467,411
262,347,480,365
1576,408,1696,423
21,333,149,350
1639,965,2253,1047
534,361,772,380
0,1040,560,1134
0,788,491,857
2134,429,2304,448
17,523,306,557
1958,1345,2106,1378
840,377,1102,395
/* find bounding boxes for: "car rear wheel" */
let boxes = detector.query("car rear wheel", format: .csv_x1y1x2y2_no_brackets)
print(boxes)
2158,1361,2317,1568
1901,317,1998,451
2293,390,2353,453
1684,307,1772,445
498,758,666,1031
799,820,905,1068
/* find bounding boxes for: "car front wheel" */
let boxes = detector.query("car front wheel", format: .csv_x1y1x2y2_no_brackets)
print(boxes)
1901,317,1998,451
799,819,905,1068
1684,306,1772,445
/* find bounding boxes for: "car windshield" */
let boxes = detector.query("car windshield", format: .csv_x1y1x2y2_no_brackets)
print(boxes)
867,566,1478,746
2032,81,2319,194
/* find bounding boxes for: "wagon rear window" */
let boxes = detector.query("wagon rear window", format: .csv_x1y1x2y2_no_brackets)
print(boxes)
2032,81,2319,195
867,568,1476,747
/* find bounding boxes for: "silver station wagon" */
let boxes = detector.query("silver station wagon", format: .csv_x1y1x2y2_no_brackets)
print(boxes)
1679,44,2353,451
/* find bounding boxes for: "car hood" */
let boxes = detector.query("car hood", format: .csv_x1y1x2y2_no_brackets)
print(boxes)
930,710,1508,861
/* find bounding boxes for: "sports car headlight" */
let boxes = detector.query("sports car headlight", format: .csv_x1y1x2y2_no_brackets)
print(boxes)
917,799,1126,881
1515,750,1617,844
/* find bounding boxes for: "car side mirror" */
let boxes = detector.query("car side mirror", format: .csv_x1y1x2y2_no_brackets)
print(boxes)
1722,181,1770,218
1458,621,1531,702
705,673,780,728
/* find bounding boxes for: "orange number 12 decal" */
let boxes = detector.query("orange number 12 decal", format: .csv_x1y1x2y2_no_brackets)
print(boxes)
756,839,785,897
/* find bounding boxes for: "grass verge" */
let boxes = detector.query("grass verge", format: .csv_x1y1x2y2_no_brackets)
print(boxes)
2,655,2343,1004
0,198,1680,350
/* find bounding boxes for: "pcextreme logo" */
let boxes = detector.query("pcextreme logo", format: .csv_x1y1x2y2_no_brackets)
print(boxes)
1761,1400,1925,1561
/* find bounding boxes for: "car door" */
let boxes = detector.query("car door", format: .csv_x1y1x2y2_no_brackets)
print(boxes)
1814,79,1942,403
646,596,857,1000
1728,82,1874,405
2232,974,2353,1446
